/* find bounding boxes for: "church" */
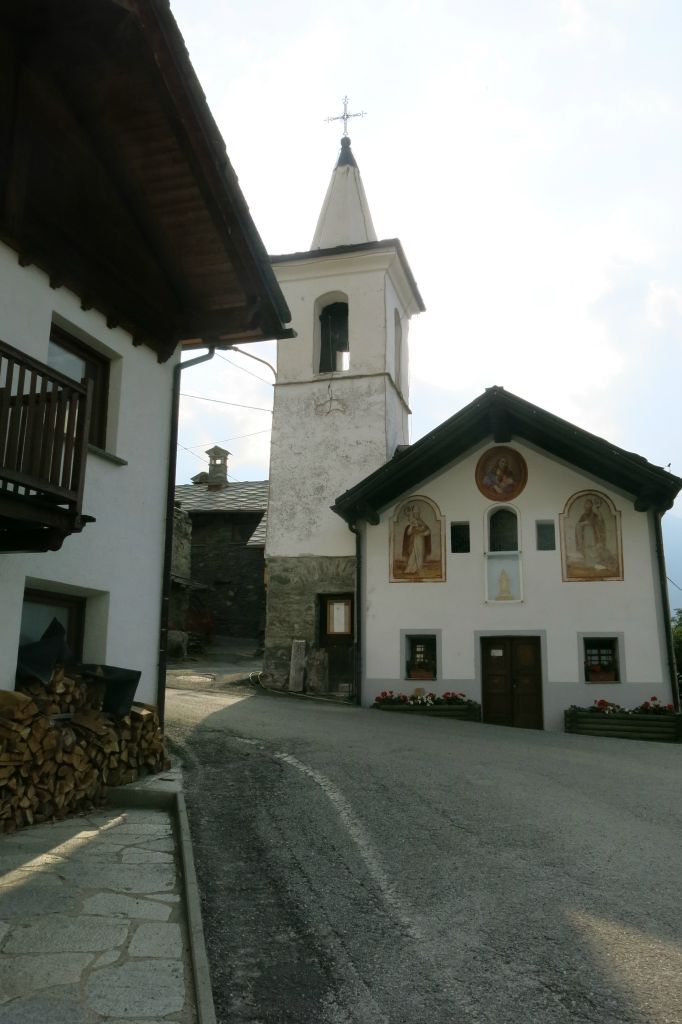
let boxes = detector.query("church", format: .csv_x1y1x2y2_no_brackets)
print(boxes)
262,128,681,730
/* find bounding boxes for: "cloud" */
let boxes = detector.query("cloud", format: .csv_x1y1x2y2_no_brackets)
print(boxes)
646,282,682,331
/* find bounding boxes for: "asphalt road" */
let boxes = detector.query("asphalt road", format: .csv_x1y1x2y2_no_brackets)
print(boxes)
165,686,682,1024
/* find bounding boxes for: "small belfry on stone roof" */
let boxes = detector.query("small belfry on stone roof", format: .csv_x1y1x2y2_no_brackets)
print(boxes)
205,446,230,491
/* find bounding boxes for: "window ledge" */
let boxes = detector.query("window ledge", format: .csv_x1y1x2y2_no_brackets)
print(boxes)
87,444,128,467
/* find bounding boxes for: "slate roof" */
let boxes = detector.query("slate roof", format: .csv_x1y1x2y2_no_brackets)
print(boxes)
332,386,682,523
175,480,269,513
174,481,268,548
246,512,268,548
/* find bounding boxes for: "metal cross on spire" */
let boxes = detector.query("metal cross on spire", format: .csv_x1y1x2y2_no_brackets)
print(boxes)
325,96,366,136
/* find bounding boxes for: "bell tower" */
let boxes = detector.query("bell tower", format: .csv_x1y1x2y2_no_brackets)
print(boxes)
264,128,424,692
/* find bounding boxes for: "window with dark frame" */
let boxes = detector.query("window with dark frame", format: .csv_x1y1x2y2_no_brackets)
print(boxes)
406,634,437,680
450,522,471,553
319,302,349,373
486,507,522,601
583,637,619,682
20,589,86,661
489,508,518,551
536,521,556,550
48,325,109,449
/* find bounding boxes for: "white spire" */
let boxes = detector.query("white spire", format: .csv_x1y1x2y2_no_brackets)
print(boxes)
311,137,377,249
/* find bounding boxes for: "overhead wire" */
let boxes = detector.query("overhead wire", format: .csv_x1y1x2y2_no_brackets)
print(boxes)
180,393,272,412
215,351,273,385
179,347,275,478
183,429,271,451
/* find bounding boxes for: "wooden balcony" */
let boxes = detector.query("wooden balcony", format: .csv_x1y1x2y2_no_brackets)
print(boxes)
0,339,93,552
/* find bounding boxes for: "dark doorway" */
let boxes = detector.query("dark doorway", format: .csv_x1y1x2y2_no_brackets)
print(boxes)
319,594,354,693
481,636,543,729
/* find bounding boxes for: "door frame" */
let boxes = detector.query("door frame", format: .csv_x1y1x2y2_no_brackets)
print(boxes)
318,593,355,695
476,630,546,729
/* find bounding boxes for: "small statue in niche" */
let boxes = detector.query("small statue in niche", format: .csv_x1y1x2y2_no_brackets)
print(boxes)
496,569,514,600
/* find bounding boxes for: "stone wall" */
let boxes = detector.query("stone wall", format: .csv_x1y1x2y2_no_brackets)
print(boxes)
263,554,356,689
169,507,192,632
172,506,192,580
190,512,265,637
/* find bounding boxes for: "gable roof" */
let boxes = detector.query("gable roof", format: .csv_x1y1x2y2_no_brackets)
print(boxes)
1,0,292,361
332,386,682,522
175,479,268,549
175,480,268,514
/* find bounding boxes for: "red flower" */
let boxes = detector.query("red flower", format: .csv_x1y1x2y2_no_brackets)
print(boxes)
667,704,674,711
651,696,658,702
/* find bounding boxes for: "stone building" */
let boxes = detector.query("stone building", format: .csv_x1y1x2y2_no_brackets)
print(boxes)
175,448,267,638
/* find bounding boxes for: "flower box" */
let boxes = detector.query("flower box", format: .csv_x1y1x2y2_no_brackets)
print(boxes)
587,669,617,682
564,709,682,743
407,667,436,680
375,703,481,721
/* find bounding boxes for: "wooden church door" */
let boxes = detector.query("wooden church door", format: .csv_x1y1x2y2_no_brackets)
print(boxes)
481,637,543,729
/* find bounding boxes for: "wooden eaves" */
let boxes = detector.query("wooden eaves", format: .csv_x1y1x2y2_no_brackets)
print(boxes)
0,0,293,361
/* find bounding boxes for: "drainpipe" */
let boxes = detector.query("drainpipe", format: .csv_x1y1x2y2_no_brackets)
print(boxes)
157,347,216,728
349,521,362,705
654,510,679,711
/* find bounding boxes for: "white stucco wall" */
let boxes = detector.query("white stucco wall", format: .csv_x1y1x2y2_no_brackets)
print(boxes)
361,438,674,729
274,253,407,382
0,244,176,702
267,251,414,559
268,376,390,557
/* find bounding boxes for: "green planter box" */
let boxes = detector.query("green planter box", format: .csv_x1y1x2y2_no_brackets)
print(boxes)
375,704,481,721
564,709,682,743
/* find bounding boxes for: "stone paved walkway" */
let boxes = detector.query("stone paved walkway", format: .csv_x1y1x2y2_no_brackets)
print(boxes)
0,806,195,1023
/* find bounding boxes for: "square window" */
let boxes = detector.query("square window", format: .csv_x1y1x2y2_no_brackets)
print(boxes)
536,521,556,550
584,637,619,682
48,325,109,449
406,634,437,680
451,522,470,553
20,588,85,661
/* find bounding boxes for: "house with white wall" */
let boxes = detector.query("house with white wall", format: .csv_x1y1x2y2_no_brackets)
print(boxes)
332,387,681,730
0,0,291,706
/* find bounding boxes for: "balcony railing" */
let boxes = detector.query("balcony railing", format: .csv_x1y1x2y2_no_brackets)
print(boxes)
0,338,92,550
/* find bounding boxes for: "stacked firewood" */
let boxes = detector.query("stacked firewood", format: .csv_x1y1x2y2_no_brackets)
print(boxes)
0,673,167,833
18,666,106,716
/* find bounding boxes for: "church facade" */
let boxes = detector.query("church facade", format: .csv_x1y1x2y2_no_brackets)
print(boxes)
263,132,680,727
332,386,681,730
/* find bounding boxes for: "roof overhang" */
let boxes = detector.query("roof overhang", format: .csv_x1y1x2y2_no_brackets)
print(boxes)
0,0,293,361
333,387,682,523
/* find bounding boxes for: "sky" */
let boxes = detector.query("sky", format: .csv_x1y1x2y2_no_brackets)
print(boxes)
169,0,682,592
